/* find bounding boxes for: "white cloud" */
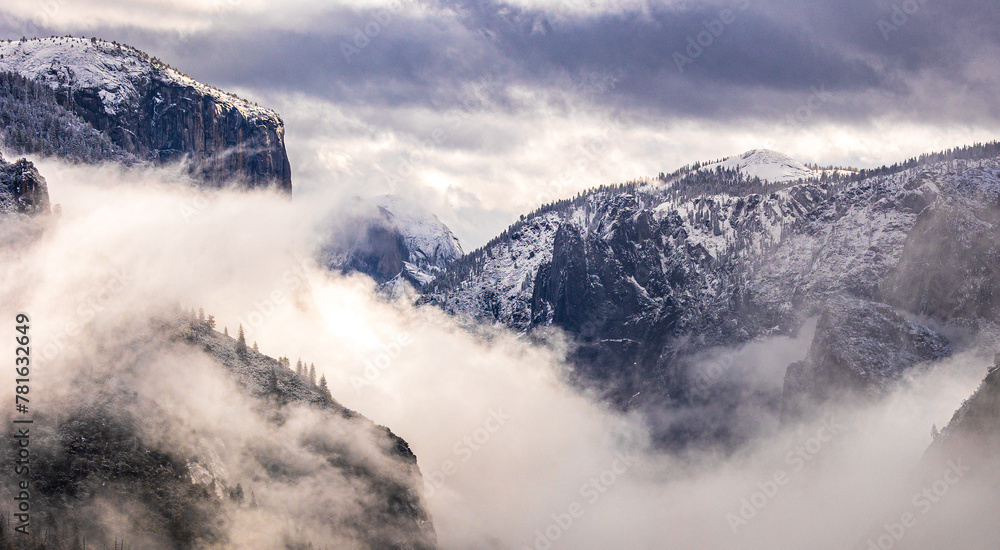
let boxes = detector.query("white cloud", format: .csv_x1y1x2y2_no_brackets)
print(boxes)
0,0,410,34
255,86,1000,249
1,158,993,549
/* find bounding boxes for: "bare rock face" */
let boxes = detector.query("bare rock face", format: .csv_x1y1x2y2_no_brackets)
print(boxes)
780,297,950,422
882,165,1000,323
0,154,51,215
0,37,292,192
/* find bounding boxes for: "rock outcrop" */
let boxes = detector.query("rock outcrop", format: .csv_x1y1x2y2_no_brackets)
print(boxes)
0,153,50,215
780,298,950,422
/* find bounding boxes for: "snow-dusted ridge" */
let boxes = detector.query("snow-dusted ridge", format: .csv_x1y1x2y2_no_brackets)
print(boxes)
318,194,464,288
0,36,293,190
425,144,1000,423
375,194,464,271
699,149,818,183
0,37,280,124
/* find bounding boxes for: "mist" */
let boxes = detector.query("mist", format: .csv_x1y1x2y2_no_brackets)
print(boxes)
0,156,995,549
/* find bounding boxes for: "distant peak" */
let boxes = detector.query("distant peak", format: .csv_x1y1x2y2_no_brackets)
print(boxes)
701,149,815,183
737,149,799,163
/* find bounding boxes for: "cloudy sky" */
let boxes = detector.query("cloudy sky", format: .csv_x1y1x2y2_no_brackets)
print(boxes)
1,0,997,247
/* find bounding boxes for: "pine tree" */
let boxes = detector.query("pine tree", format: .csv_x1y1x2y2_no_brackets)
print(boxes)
253,341,259,352
319,374,332,400
309,364,316,386
206,315,216,331
230,483,245,505
198,307,205,322
267,366,279,395
296,359,303,376
224,326,229,336
236,324,247,357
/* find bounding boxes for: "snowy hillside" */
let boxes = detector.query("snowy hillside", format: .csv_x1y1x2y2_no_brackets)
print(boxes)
699,149,818,182
0,37,279,124
0,37,292,189
426,144,1000,442
0,153,50,216
376,194,464,272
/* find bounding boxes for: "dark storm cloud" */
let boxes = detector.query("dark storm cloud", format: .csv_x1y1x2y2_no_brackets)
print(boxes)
2,0,998,126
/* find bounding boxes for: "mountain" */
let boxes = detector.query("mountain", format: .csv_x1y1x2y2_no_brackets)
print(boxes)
0,311,436,550
0,70,138,164
0,153,50,215
426,143,1000,446
320,194,463,287
698,149,819,183
780,297,950,422
0,37,291,191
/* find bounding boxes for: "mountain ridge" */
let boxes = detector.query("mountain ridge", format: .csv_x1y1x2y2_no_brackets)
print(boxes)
0,37,292,191
425,142,1000,447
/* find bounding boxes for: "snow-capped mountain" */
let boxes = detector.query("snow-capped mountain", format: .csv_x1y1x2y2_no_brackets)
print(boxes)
698,149,818,182
0,37,291,190
376,194,464,275
320,194,463,287
426,143,1000,446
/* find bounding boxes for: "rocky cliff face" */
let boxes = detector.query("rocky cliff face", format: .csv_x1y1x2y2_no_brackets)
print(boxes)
882,164,1000,323
0,37,292,191
780,298,950,422
427,145,1000,444
0,153,50,215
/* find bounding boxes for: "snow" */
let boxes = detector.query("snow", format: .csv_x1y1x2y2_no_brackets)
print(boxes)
439,211,562,327
435,155,1000,337
699,149,818,183
375,194,464,270
0,37,281,125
